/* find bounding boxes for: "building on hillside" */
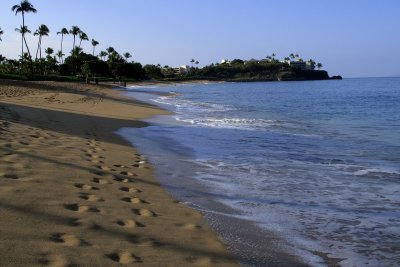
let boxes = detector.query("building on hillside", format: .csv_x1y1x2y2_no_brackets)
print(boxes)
288,61,315,70
173,65,191,75
161,65,191,76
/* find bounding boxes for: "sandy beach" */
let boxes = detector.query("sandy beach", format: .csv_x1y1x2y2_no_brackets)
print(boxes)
0,80,238,266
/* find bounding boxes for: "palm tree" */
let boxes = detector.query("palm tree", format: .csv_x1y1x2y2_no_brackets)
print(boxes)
78,31,88,48
57,28,68,63
289,53,295,60
190,59,195,67
123,52,132,62
34,24,49,60
106,46,115,54
56,50,64,63
106,47,115,61
69,25,80,50
99,51,107,61
195,60,199,67
45,47,53,57
91,39,99,56
44,47,54,74
0,27,3,41
69,26,80,74
15,25,32,61
12,0,37,63
317,63,323,69
71,46,82,57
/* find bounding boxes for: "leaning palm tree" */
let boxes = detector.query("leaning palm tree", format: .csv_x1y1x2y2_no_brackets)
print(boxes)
15,25,32,61
34,24,49,60
78,31,88,48
57,27,68,63
69,25,80,50
123,52,132,62
91,39,99,56
0,27,3,41
12,0,37,63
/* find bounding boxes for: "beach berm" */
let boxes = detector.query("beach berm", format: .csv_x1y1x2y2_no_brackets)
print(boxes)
0,80,238,266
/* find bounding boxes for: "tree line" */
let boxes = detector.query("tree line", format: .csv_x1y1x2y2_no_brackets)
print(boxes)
1,0,146,80
0,1,328,82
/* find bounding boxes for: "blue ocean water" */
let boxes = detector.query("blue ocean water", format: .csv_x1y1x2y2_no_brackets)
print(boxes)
118,78,400,267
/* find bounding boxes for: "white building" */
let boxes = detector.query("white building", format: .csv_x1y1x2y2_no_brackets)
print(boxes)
172,65,191,75
288,61,315,70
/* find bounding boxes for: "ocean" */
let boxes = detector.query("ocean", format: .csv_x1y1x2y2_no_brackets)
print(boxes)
117,78,400,267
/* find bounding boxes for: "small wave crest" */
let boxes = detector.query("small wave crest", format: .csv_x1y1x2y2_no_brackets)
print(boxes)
153,96,236,113
353,167,400,178
176,117,280,130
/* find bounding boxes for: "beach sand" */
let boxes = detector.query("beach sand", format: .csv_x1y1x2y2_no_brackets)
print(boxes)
0,80,238,266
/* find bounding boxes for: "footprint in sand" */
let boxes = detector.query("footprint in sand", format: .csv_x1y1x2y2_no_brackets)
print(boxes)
1,173,19,179
139,238,164,247
175,223,202,230
39,253,69,267
89,159,104,164
120,186,141,193
50,233,90,247
189,257,213,266
114,164,128,168
74,183,99,191
96,165,111,171
116,219,144,228
92,177,109,185
107,251,141,264
64,203,100,213
88,153,99,159
120,171,135,176
114,177,133,183
80,193,103,202
122,197,148,204
132,208,156,217
67,218,82,227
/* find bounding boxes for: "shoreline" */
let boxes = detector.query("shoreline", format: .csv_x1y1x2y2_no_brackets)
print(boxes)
120,84,316,267
0,80,238,266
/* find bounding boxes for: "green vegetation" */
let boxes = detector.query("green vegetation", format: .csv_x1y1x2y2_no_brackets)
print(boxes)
0,1,338,83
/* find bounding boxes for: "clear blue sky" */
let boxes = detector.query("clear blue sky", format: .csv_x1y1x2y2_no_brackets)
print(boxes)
1,0,399,78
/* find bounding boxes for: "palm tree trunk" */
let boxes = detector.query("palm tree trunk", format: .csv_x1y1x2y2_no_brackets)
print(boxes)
92,46,95,56
21,34,24,61
24,36,32,62
61,34,64,64
72,35,76,75
23,35,34,74
22,11,25,60
39,37,43,75
39,37,42,60
36,37,40,60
